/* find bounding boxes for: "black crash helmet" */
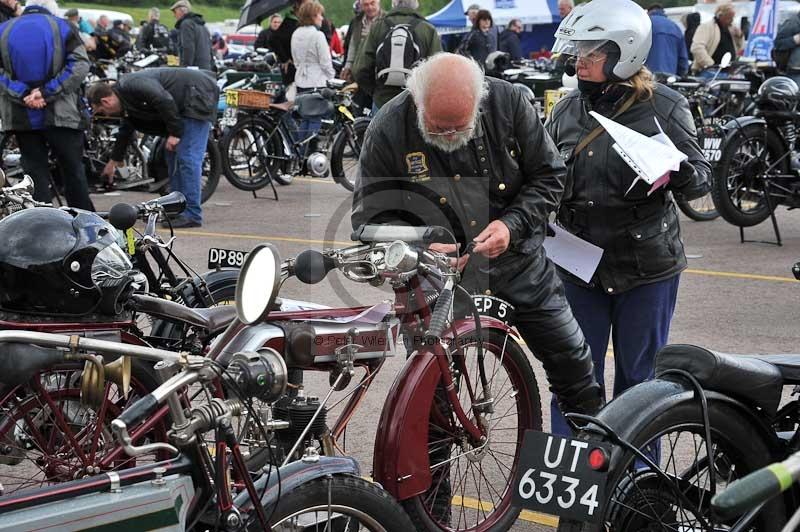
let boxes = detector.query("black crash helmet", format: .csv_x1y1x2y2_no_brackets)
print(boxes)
0,207,133,316
757,76,800,112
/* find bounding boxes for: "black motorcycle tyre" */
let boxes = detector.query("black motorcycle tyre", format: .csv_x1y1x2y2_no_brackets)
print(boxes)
557,397,786,532
712,125,788,227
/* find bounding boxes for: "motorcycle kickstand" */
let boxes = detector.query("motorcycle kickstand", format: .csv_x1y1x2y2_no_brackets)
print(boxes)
739,177,782,246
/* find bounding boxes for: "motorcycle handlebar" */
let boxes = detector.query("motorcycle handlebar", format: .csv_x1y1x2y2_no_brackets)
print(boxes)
712,450,800,519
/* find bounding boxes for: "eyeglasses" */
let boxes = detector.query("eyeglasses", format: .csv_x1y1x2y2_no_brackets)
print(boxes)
575,51,607,64
426,126,475,137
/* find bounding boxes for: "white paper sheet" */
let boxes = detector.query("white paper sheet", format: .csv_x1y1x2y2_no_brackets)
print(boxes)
543,224,604,283
588,112,688,196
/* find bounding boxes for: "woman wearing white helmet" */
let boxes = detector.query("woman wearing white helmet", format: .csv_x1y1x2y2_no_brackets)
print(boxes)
544,0,711,435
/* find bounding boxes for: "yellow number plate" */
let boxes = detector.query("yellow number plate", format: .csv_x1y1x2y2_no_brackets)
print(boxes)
226,90,239,107
166,54,179,66
338,105,354,121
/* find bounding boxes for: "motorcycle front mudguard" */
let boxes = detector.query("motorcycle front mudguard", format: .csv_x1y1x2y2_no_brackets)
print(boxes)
233,455,361,512
372,317,518,501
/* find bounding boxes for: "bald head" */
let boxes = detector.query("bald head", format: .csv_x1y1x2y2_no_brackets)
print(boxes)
407,53,486,152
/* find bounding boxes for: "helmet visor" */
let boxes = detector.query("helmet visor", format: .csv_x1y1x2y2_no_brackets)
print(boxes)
552,39,610,62
91,243,132,288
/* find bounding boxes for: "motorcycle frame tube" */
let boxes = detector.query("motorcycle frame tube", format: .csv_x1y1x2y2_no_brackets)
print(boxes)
0,455,194,514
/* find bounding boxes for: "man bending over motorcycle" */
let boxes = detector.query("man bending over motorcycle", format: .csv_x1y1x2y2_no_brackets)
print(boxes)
352,52,603,418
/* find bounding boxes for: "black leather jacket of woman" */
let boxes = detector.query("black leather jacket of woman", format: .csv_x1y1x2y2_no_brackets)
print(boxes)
544,82,711,294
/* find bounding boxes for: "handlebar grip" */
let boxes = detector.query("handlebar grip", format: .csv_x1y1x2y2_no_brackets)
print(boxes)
426,288,453,340
116,394,159,428
711,463,793,519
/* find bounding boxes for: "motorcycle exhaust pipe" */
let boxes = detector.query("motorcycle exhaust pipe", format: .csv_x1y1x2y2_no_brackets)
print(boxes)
0,344,66,386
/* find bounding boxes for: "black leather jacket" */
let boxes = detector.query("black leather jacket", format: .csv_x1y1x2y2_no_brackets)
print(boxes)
545,83,711,294
111,68,218,161
352,77,566,293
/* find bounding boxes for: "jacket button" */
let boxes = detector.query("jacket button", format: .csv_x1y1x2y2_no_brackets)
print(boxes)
663,222,668,228
478,145,484,151
510,150,516,157
607,287,614,293
588,150,594,157
483,169,489,175
439,197,447,205
498,183,506,191
587,200,594,207
470,220,477,227
480,156,486,163
484,289,492,296
634,233,642,239
453,174,461,181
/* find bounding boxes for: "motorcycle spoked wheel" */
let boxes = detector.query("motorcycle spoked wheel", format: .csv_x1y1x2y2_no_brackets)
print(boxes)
264,476,416,532
402,328,542,532
712,126,789,227
675,189,719,222
329,117,370,193
557,401,786,532
0,360,168,496
220,116,287,191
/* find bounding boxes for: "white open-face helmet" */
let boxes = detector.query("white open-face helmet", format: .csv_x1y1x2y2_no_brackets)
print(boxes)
552,0,652,81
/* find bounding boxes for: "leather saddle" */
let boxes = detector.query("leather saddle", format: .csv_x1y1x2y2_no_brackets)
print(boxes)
131,294,236,335
656,344,800,418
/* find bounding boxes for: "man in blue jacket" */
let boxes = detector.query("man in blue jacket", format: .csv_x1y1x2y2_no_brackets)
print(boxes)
645,4,689,76
0,0,92,210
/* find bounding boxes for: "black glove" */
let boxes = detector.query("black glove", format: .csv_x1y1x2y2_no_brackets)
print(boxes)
671,160,696,189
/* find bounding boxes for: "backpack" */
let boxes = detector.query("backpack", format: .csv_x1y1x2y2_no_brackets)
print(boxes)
375,17,422,87
772,47,791,72
151,22,172,50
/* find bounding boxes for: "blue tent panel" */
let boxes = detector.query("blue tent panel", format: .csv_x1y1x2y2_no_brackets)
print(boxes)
428,0,468,28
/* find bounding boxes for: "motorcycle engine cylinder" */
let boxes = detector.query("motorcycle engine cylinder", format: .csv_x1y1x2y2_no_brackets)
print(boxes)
274,395,327,440
307,152,330,177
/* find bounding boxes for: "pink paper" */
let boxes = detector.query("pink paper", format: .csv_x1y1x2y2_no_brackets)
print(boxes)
648,172,671,196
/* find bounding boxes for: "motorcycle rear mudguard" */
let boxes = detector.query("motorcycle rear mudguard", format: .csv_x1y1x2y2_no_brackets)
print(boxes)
720,115,768,145
233,455,361,512
585,376,782,474
372,317,518,501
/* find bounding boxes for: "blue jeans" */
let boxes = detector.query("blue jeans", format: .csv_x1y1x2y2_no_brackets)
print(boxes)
550,276,681,435
165,118,210,224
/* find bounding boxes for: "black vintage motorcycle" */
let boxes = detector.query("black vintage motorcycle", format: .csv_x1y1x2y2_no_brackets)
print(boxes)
711,76,800,234
554,262,800,532
219,79,368,194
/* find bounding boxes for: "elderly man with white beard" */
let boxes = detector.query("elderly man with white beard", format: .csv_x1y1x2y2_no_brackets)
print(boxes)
352,52,602,422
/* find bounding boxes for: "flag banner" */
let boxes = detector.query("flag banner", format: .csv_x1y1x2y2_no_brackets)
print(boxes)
745,0,778,60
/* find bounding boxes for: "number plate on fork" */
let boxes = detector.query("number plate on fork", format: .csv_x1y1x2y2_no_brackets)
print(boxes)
221,107,237,127
208,248,249,269
513,430,611,523
471,295,515,324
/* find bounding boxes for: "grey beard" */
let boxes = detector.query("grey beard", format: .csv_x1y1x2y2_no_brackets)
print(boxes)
417,106,475,153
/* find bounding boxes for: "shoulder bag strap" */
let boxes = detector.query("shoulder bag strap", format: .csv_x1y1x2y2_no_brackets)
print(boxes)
573,92,638,157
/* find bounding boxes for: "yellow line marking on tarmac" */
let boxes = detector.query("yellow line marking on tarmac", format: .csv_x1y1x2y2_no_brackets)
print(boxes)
173,230,352,247
173,230,797,284
293,177,337,184
451,496,559,527
684,268,795,283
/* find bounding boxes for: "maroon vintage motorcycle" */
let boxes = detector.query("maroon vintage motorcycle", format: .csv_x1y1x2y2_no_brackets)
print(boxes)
0,223,541,532
204,224,543,532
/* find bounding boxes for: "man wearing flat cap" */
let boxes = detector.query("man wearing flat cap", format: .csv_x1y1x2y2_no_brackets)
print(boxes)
64,8,92,34
170,0,214,71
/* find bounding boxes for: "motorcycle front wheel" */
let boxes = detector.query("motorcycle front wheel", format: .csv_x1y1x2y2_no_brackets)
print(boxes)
712,126,788,227
675,190,719,221
220,115,287,191
264,475,415,532
402,328,542,532
330,117,370,192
